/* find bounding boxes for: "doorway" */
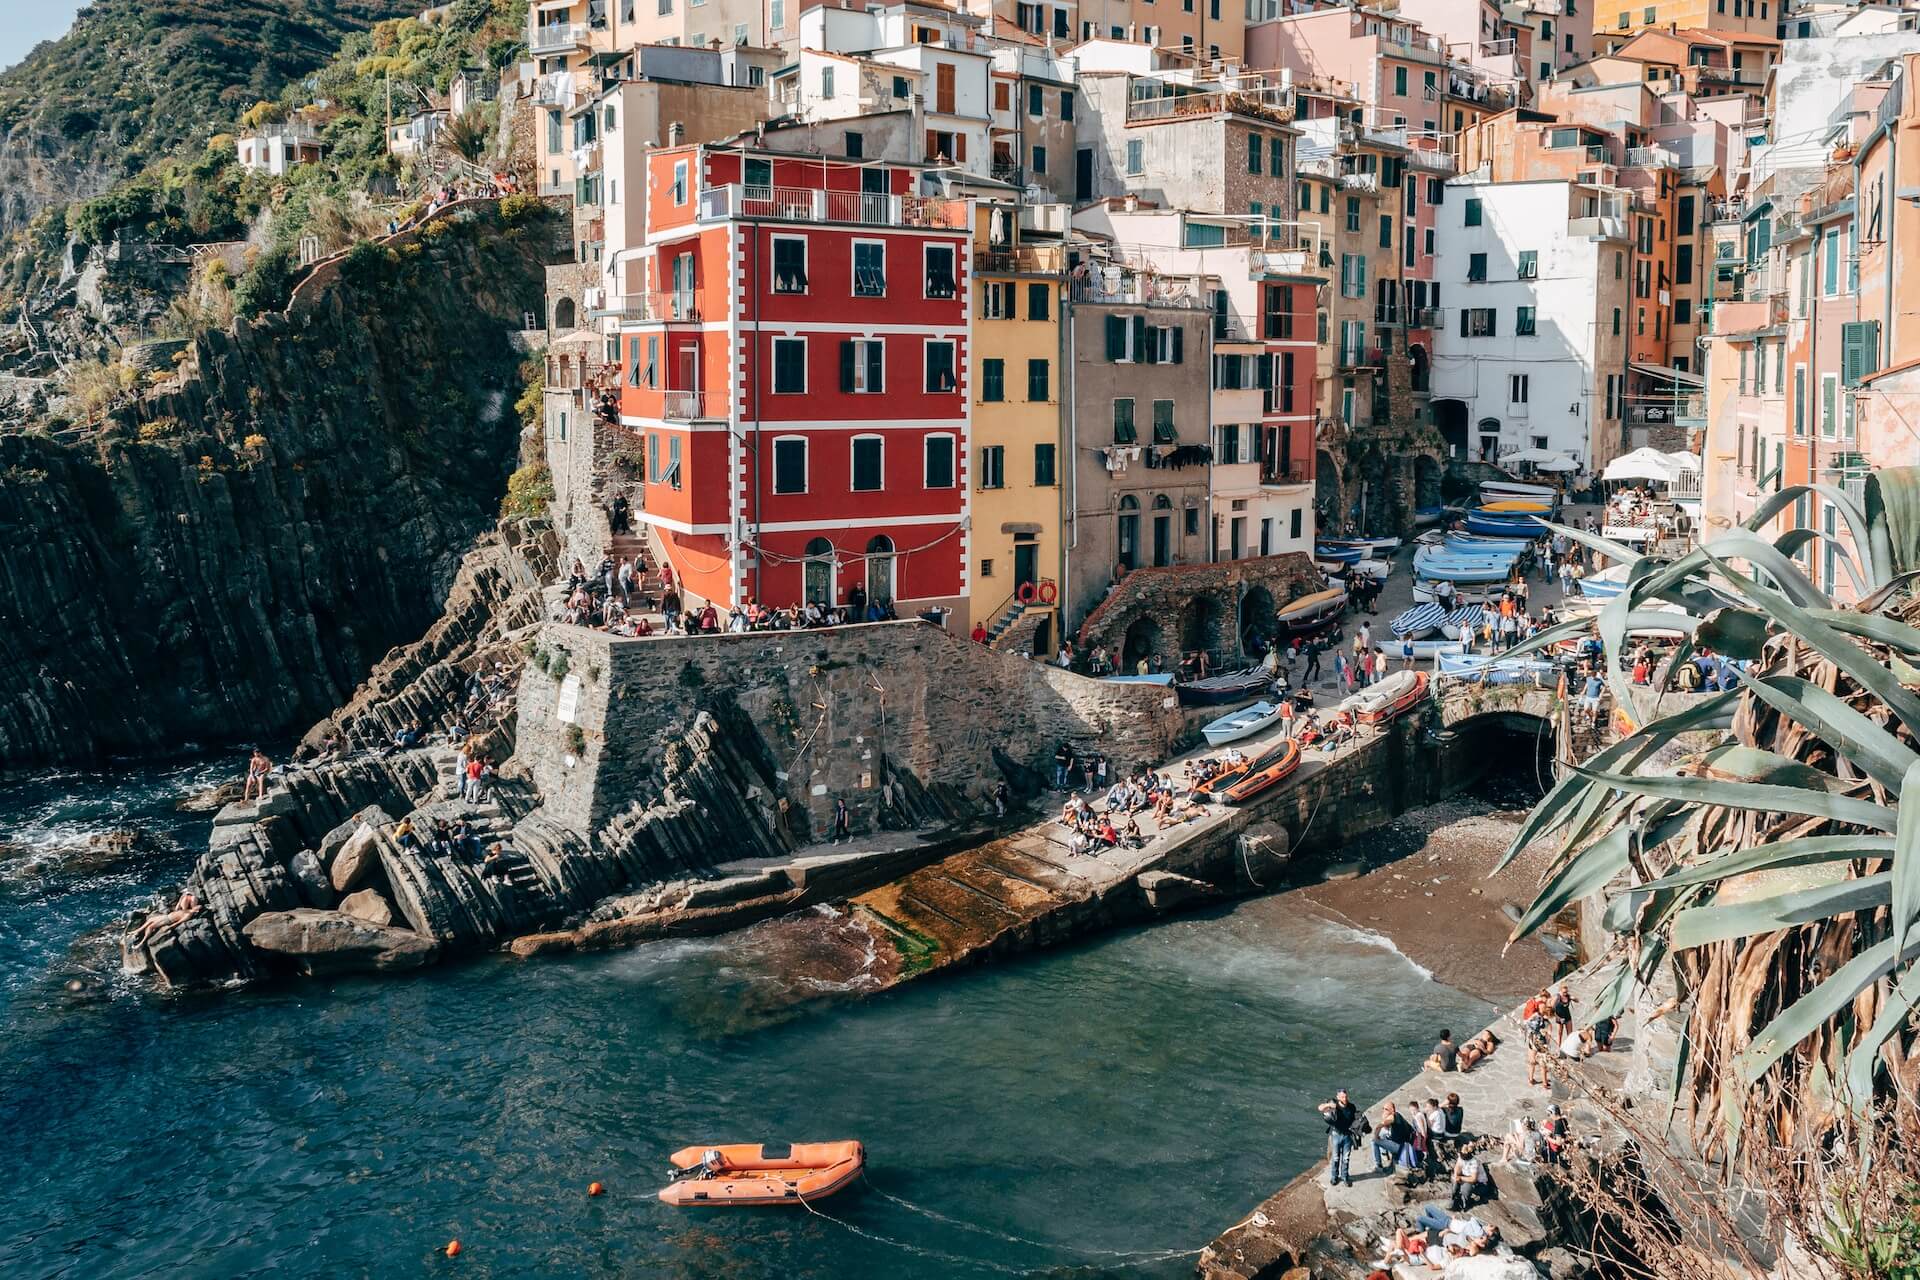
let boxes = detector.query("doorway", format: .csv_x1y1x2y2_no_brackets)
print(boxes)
1152,495,1173,567
1013,535,1038,590
866,535,896,605
803,537,835,606
1076,148,1094,202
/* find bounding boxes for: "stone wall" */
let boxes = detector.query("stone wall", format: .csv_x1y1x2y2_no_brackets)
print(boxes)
1073,552,1319,669
515,619,1187,836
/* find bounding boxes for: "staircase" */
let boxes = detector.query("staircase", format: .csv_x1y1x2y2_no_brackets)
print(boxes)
982,580,1057,654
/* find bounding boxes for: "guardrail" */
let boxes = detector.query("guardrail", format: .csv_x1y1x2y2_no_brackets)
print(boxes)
662,389,724,420
697,183,964,230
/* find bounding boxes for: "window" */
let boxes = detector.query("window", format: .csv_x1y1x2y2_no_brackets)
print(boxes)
770,0,785,23
981,358,1005,402
1152,399,1176,443
1113,398,1136,443
1842,320,1881,386
772,236,808,293
772,338,807,393
979,444,1006,489
1509,373,1529,403
1280,352,1296,412
1674,243,1692,285
925,340,957,392
1062,91,1074,121
1247,133,1263,174
821,66,835,99
671,160,688,205
1794,365,1807,435
893,75,909,98
1216,423,1241,464
852,436,884,491
1467,252,1488,281
1611,307,1621,336
1126,139,1144,174
1270,136,1284,175
1677,194,1695,236
1032,145,1047,174
1675,299,1691,323
840,339,884,393
772,437,807,493
1379,214,1393,248
1821,372,1838,438
981,280,1015,319
1461,307,1497,337
1013,355,1046,402
925,435,956,488
1394,66,1408,95
1027,283,1050,320
1340,253,1367,299
1105,314,1133,362
1345,196,1361,232
1516,306,1536,336
1463,198,1483,226
853,241,886,297
1823,228,1840,296
1034,443,1056,486
1517,249,1538,279
1028,84,1044,117
1263,285,1293,339
925,245,957,299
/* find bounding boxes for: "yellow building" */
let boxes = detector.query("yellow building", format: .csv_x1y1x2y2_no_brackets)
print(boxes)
1596,0,1776,50
968,204,1066,657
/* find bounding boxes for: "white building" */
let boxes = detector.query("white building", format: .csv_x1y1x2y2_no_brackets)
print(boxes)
1429,177,1632,474
235,121,325,175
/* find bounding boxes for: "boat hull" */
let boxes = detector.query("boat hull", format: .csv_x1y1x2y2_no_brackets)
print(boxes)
1221,738,1303,804
660,1142,865,1207
1202,701,1282,746
1176,668,1273,707
1349,671,1429,724
1463,512,1544,539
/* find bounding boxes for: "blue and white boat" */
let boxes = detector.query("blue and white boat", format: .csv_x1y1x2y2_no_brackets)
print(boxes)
1103,672,1176,686
1575,566,1629,600
1317,535,1402,555
1445,533,1530,555
1480,479,1559,504
1388,602,1446,638
1463,510,1545,539
1442,605,1487,639
1314,543,1366,565
1405,638,1468,660
1202,701,1284,747
1413,506,1448,528
1437,652,1557,684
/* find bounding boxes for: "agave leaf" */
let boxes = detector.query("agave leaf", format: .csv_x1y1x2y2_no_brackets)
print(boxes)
1699,530,1832,609
1536,518,1647,569
1844,963,1920,1115
1746,481,1887,588
1668,873,1889,952
1566,762,1898,832
1806,608,1920,658
1895,759,1920,975
1736,934,1920,1085
1507,822,1634,944
1585,959,1633,1026
1692,607,1769,660
1667,1020,1693,1128
1697,742,1853,791
1640,835,1897,892
1699,550,1920,736
1738,676,1919,795
1492,691,1740,873
1775,529,1868,597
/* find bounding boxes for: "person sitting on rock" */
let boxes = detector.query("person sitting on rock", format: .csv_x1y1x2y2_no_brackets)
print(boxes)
1447,1141,1486,1211
393,817,421,852
130,891,200,946
244,748,273,803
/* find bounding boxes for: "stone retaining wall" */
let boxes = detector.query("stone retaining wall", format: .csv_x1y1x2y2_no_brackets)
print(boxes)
516,619,1188,837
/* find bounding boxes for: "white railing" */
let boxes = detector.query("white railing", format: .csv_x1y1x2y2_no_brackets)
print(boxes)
696,183,962,229
530,22,589,54
663,389,723,419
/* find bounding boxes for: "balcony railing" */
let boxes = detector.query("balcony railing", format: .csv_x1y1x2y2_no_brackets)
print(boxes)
1337,346,1384,369
1410,307,1442,329
975,247,1057,275
697,183,964,230
530,22,589,54
1626,146,1676,169
663,389,724,420
598,291,701,322
1070,277,1206,309
1261,463,1310,486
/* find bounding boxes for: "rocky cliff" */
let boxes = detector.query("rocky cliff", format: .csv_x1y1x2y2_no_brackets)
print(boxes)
0,203,555,769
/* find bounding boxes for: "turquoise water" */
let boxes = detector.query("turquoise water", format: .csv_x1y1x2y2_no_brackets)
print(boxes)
2,762,1496,1279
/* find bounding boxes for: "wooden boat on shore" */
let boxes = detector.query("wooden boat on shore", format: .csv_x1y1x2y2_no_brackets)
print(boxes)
659,1142,865,1207
1275,587,1348,636
1176,665,1274,707
1463,510,1545,539
1344,669,1429,724
1221,737,1303,804
1202,701,1283,746
1479,498,1552,514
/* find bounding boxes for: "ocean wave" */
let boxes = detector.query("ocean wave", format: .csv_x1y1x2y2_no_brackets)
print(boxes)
1313,920,1437,982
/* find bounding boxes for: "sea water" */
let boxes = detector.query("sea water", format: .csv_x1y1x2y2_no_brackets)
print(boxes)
1,761,1495,1279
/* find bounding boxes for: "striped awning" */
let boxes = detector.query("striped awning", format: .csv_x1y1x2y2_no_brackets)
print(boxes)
1445,606,1486,631
1389,602,1446,637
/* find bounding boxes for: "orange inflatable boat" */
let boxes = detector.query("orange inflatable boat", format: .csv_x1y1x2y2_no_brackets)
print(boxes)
658,1141,865,1206
1221,737,1302,804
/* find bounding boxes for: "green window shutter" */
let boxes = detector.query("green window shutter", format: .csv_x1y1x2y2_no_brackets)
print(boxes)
1171,326,1184,364
839,340,856,392
1132,315,1147,361
1105,315,1124,360
1794,367,1805,434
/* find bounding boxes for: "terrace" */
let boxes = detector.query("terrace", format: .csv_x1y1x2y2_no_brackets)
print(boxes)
697,184,966,230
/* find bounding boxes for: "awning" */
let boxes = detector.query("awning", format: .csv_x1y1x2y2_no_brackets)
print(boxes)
1602,446,1684,483
1535,455,1579,472
1630,362,1705,388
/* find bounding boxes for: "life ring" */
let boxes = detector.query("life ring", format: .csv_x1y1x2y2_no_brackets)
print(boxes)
1037,580,1058,604
1017,582,1038,604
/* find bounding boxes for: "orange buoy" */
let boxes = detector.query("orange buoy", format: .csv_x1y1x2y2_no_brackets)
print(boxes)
445,1241,461,1258
589,1182,605,1197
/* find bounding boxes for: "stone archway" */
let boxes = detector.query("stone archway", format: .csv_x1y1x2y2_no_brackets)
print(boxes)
1432,398,1468,460
1122,615,1163,671
1414,454,1444,512
1239,585,1277,655
1180,594,1225,663
553,296,577,331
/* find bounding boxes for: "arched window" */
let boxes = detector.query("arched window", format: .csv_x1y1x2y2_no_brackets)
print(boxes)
803,537,835,607
866,535,895,605
1117,495,1140,570
1151,494,1174,567
553,297,577,331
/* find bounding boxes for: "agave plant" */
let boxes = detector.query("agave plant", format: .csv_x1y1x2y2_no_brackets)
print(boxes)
1496,469,1920,1175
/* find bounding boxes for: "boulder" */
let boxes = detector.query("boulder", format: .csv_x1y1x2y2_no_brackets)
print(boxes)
243,909,437,976
319,805,391,869
339,888,395,928
288,850,334,908
330,824,382,893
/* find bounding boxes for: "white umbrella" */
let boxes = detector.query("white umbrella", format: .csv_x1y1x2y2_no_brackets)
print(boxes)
1501,446,1561,465
1602,447,1680,483
1535,455,1578,472
1664,450,1701,471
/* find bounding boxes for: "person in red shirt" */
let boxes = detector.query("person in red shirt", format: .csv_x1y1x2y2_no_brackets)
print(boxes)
970,621,989,644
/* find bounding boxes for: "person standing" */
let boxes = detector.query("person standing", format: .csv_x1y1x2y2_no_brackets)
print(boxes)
831,797,852,844
1054,742,1076,790
1303,636,1323,684
1318,1088,1361,1188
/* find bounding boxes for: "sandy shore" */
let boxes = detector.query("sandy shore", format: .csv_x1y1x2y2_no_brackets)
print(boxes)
1288,788,1566,1007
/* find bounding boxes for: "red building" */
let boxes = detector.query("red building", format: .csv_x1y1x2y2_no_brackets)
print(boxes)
619,144,972,615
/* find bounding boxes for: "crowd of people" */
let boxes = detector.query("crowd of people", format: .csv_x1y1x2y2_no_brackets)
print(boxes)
1052,760,1211,854
557,554,905,638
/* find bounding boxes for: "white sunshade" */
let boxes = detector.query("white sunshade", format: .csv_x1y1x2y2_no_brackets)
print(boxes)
1500,447,1563,464
1535,455,1579,472
1603,447,1684,483
1665,451,1702,471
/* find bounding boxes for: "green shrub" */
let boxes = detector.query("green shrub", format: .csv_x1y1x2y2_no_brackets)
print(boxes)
232,246,297,318
499,193,543,224
501,462,554,518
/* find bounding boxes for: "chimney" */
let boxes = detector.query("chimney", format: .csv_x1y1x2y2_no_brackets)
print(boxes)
668,121,685,145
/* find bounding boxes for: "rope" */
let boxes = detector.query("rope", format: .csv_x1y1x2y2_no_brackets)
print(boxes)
788,1176,1203,1275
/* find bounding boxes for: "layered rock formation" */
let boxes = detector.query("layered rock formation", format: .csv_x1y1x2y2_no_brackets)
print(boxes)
0,204,555,769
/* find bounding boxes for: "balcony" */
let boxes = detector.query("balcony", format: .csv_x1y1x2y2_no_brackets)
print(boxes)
1625,146,1677,169
1339,173,1380,193
530,22,589,55
1070,276,1206,309
662,389,724,420
1250,247,1313,277
1337,346,1384,370
1124,87,1295,126
597,291,701,323
974,246,1059,275
697,184,964,230
1410,307,1442,329
1261,462,1311,487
